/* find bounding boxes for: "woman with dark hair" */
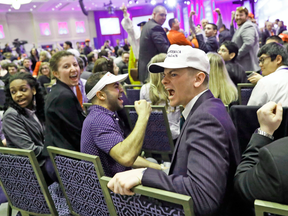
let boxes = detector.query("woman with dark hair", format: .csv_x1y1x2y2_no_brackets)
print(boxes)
2,72,54,184
44,51,85,156
30,48,39,71
92,56,119,75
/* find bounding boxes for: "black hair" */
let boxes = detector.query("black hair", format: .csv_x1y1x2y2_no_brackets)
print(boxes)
266,35,284,45
30,48,39,58
207,23,218,31
117,48,124,57
87,52,95,62
98,50,108,58
221,24,227,30
4,73,45,123
93,57,115,74
258,42,288,65
79,55,88,68
64,41,73,49
221,41,239,62
168,18,176,28
121,51,129,57
7,63,18,70
85,72,107,95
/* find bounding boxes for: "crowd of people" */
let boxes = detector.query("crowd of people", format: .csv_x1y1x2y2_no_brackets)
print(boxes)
0,4,287,216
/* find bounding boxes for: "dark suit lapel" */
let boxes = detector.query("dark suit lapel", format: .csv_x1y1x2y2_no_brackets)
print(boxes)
169,90,214,169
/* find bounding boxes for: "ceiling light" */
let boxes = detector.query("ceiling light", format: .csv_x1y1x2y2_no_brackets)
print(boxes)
72,8,74,10
150,0,156,5
0,0,32,10
167,0,176,7
135,0,138,3
128,0,133,4
8,9,11,11
33,5,36,8
30,8,33,11
52,8,55,10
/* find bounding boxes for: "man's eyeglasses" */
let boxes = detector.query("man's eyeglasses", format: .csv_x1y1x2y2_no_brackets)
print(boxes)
258,56,270,64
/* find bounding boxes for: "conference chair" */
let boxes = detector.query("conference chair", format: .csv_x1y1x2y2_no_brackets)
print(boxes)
229,106,288,154
237,83,255,105
47,146,194,216
255,200,288,216
0,87,5,110
47,146,115,216
123,84,142,105
124,105,175,162
0,147,69,216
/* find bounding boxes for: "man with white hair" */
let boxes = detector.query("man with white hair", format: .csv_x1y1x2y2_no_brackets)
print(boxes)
261,21,276,46
138,5,170,83
108,45,241,216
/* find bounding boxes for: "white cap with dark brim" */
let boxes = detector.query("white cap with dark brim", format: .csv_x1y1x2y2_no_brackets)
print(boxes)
148,44,210,74
86,72,128,100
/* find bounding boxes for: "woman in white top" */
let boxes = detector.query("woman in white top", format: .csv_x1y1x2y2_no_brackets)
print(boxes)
140,53,181,141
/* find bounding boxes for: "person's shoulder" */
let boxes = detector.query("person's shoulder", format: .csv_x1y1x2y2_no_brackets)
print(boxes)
3,107,18,117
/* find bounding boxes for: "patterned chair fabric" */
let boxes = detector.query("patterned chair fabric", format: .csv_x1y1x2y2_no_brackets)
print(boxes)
126,89,140,105
240,87,253,105
54,155,110,216
0,154,70,215
111,193,185,216
129,111,173,152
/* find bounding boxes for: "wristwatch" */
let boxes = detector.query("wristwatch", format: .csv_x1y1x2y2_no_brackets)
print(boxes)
256,128,274,140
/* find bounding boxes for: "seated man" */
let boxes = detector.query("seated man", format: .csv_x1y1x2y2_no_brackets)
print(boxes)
248,42,288,106
81,72,162,177
234,102,287,209
189,11,219,53
218,41,247,86
107,45,241,216
116,51,129,75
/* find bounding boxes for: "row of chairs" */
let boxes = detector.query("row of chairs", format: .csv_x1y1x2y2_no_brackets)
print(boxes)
0,146,194,216
84,103,174,162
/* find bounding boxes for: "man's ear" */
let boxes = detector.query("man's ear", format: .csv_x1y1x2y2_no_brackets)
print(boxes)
194,72,206,88
229,52,236,61
53,71,60,79
96,91,106,101
275,54,283,65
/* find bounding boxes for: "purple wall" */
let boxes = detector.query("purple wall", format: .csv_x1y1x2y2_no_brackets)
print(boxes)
215,1,242,28
94,5,176,49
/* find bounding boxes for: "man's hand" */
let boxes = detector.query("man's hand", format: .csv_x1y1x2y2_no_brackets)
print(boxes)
108,168,145,195
248,73,263,84
120,3,127,16
134,100,151,118
215,8,221,15
189,11,196,18
231,11,235,21
257,102,283,135
196,26,202,34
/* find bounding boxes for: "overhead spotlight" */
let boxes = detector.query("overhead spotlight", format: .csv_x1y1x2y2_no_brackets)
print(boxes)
128,0,132,4
150,0,156,5
164,0,167,3
184,0,190,5
254,0,257,2
135,0,138,3
167,0,176,7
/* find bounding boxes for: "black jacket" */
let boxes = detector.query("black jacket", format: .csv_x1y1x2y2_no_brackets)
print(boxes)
196,34,219,53
219,29,232,45
43,79,86,156
138,19,170,83
234,134,288,209
225,61,248,86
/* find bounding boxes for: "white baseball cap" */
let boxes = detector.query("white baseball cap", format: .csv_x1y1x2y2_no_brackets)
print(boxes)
86,72,128,100
148,44,210,74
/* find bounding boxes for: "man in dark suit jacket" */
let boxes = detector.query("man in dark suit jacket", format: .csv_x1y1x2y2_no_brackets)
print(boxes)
189,11,219,53
219,24,232,45
138,5,170,83
108,45,241,216
261,22,276,46
234,102,288,209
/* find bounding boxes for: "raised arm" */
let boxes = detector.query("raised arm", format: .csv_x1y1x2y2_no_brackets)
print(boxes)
230,11,235,37
189,11,197,35
215,8,223,29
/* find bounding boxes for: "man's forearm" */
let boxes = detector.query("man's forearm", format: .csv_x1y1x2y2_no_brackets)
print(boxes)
112,115,149,166
132,156,162,170
189,16,196,35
